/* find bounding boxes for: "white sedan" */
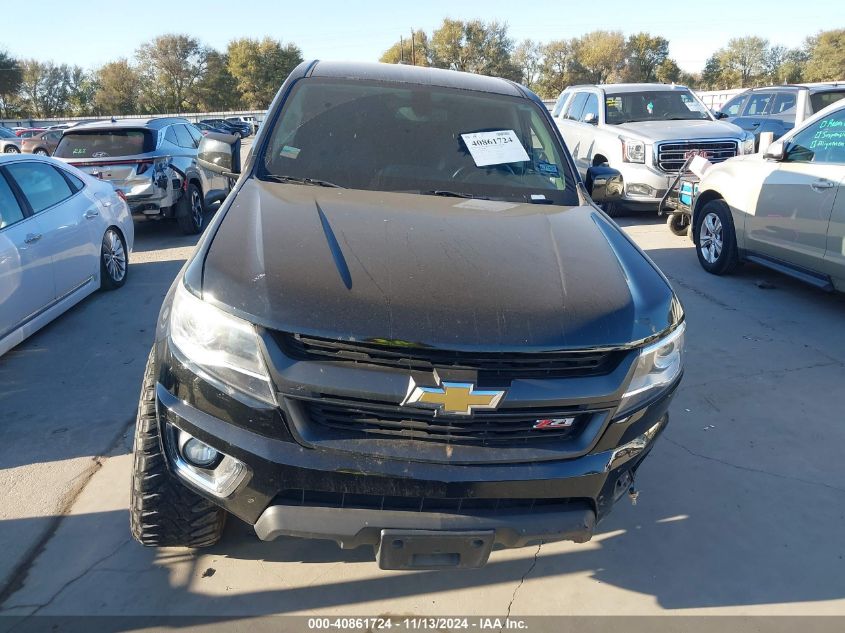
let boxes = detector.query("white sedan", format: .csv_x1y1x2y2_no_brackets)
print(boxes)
0,154,134,356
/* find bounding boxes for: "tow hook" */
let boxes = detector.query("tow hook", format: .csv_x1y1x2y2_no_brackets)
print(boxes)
628,484,639,506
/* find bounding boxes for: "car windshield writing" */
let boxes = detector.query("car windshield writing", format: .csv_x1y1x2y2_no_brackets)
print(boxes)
260,78,577,206
605,90,711,124
54,130,154,158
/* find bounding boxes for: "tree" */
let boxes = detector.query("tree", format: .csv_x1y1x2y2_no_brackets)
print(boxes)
655,58,681,84
626,33,669,82
67,66,95,116
719,36,769,87
94,59,140,115
429,19,521,81
570,31,626,84
18,60,72,117
194,51,239,111
536,39,575,98
0,50,23,117
701,54,727,89
513,39,541,90
227,37,303,109
804,29,845,81
380,30,431,65
137,34,208,113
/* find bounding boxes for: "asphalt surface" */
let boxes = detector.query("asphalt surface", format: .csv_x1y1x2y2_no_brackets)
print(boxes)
1,187,845,624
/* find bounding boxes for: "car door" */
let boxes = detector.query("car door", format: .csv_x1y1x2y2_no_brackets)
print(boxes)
4,161,99,298
0,168,55,342
554,92,589,176
569,92,601,174
763,92,798,141
820,113,845,284
732,92,775,143
746,109,845,270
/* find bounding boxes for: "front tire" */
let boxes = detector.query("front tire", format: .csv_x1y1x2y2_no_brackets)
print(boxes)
175,183,205,235
4,146,20,153
100,227,128,290
694,199,739,275
34,148,49,156
130,350,226,547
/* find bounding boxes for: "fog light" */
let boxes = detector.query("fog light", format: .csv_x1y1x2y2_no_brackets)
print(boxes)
182,437,219,467
626,183,656,197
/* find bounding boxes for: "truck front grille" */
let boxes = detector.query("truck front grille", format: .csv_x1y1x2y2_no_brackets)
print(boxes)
656,140,738,172
276,332,623,380
300,396,599,446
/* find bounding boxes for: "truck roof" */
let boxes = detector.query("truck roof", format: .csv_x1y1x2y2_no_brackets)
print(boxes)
308,61,524,97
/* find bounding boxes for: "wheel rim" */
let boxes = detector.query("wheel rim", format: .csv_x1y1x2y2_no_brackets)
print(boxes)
102,229,126,282
191,190,203,228
699,212,723,264
4,147,19,153
35,149,48,155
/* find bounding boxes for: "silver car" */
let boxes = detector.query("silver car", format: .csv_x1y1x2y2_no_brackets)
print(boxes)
692,99,845,292
0,154,134,357
53,118,235,234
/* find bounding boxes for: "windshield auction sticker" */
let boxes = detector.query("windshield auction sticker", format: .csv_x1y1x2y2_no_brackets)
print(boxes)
461,130,530,167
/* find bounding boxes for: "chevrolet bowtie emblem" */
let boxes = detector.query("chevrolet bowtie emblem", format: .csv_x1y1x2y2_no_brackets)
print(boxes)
401,377,506,416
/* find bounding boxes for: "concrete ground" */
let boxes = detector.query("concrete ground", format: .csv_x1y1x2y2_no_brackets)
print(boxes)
1,194,845,625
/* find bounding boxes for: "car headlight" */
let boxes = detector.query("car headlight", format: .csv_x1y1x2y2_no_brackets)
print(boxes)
621,137,646,163
169,282,276,405
617,322,685,416
741,132,755,155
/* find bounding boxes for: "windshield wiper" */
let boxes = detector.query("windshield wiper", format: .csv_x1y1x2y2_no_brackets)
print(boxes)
422,190,490,199
262,174,344,188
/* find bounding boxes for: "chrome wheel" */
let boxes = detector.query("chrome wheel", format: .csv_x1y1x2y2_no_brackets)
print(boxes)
4,146,19,153
190,189,203,229
102,229,126,283
34,148,49,156
699,212,723,264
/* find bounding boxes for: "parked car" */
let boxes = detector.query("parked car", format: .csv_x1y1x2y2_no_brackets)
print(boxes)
551,83,754,215
194,122,226,136
716,83,845,148
691,99,845,292
225,115,258,134
199,119,245,138
1,127,22,153
0,154,134,357
52,118,236,234
16,128,46,138
21,130,63,156
129,61,685,570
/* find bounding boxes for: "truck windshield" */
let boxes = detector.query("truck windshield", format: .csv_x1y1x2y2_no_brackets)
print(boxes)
259,78,578,206
605,90,712,124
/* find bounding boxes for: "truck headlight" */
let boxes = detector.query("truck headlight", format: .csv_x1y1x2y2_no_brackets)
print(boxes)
741,132,755,155
169,282,276,405
621,137,646,163
617,322,685,416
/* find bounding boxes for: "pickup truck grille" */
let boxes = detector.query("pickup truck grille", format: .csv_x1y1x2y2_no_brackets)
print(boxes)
656,140,738,172
300,396,599,446
276,332,624,380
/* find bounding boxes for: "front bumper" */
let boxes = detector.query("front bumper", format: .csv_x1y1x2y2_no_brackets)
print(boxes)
152,338,677,554
615,162,674,205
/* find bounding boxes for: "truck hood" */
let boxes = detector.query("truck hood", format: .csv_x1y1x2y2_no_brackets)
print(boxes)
200,180,678,350
614,119,744,142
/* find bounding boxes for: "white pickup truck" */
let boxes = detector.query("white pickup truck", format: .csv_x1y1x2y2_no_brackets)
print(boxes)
552,83,755,215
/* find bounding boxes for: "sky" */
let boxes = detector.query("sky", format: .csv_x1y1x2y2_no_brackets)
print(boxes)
1,0,841,73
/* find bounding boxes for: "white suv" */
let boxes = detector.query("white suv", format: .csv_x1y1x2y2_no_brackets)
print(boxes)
552,83,754,214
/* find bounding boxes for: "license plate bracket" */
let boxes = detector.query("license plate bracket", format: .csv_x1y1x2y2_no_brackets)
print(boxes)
376,529,495,570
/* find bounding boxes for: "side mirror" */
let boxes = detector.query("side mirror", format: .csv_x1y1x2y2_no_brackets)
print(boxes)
197,132,241,176
763,139,786,161
585,165,624,203
714,110,729,119
582,112,598,125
